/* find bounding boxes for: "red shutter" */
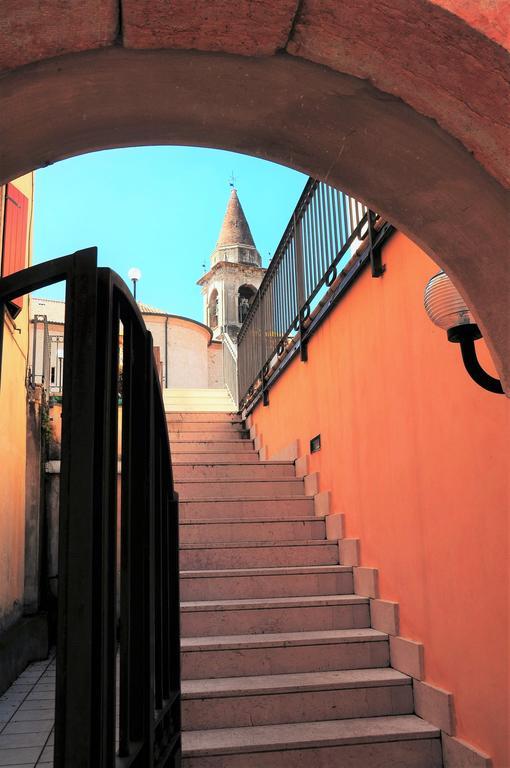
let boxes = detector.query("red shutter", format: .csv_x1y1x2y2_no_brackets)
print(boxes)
2,183,29,310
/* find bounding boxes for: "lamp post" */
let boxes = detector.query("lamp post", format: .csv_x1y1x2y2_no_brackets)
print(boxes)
424,271,504,394
127,267,141,301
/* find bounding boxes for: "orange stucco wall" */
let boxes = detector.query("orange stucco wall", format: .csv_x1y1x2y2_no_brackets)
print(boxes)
0,173,34,632
250,232,509,766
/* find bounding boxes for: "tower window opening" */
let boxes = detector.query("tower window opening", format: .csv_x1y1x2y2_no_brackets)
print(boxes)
208,289,219,329
238,284,257,324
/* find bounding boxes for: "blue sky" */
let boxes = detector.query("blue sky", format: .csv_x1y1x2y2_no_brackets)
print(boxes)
33,147,306,320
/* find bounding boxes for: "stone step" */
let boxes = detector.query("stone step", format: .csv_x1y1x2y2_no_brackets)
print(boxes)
175,478,305,500
168,422,245,433
180,538,338,569
166,404,238,413
179,517,325,545
165,387,235,397
171,439,255,452
167,412,242,423
181,715,442,767
179,496,314,521
165,395,237,403
181,668,413,730
173,452,260,463
180,594,370,637
169,429,250,442
167,420,249,440
164,390,237,414
181,628,390,680
173,461,295,480
180,565,354,601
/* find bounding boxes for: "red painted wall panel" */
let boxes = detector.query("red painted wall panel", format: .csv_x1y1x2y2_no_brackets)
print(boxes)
1,183,29,309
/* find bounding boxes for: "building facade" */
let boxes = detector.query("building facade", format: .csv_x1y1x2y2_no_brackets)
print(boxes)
0,174,37,639
29,299,224,392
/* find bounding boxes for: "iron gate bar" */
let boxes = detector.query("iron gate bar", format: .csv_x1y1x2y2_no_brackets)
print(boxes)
0,249,181,768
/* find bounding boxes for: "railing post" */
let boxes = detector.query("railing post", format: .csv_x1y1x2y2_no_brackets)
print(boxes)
368,209,386,277
1,251,182,767
258,294,269,406
294,214,308,362
54,248,104,768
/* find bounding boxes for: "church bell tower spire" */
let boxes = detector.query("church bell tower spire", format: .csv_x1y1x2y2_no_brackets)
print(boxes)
197,187,266,340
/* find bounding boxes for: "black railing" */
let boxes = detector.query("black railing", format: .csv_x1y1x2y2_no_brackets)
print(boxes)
222,332,239,409
0,248,181,767
237,179,392,409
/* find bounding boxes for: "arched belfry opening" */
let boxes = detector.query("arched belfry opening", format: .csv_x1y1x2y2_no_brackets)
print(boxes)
238,284,257,324
208,289,219,329
197,188,265,341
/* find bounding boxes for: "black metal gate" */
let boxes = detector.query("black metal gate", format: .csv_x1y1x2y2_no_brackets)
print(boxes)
0,248,181,767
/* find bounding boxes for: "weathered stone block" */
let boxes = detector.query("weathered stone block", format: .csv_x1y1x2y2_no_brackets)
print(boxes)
414,679,455,735
304,472,319,496
325,513,344,540
338,538,360,566
442,733,492,767
370,599,400,635
314,491,330,517
353,567,379,598
0,0,117,72
389,636,424,679
122,0,299,56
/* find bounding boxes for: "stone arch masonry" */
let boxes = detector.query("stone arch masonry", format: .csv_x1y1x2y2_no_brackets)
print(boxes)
0,0,508,388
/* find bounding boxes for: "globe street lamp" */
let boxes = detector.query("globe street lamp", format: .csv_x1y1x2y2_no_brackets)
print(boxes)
424,271,504,394
128,267,141,301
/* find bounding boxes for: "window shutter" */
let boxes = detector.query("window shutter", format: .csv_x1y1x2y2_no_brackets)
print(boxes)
2,183,29,310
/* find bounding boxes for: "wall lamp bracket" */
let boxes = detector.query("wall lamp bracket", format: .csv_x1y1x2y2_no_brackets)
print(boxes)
447,324,504,394
424,270,504,395
368,210,386,278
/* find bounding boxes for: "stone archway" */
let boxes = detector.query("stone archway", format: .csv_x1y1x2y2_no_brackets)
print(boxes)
0,2,508,386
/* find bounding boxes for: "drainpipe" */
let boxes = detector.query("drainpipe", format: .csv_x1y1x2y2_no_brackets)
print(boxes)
165,315,169,388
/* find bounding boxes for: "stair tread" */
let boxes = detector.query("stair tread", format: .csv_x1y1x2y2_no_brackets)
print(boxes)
173,460,294,466
181,565,351,578
170,439,253,444
181,628,387,651
181,594,368,611
180,516,323,525
180,496,313,504
182,715,439,755
176,478,302,484
180,538,334,550
169,420,243,424
181,668,411,698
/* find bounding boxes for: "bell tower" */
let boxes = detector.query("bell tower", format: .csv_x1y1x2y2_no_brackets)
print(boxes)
198,188,265,340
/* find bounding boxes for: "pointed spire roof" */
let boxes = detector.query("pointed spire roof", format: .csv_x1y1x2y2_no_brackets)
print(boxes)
216,189,256,248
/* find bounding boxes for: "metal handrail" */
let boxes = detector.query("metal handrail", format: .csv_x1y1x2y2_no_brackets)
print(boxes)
222,332,239,409
237,179,377,409
0,249,181,767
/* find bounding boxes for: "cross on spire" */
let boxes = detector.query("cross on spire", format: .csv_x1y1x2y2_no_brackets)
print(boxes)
229,172,237,189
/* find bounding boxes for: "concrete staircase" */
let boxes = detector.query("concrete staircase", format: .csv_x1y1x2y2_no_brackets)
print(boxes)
170,410,443,767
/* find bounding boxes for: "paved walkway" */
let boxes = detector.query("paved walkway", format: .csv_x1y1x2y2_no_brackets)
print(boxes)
0,655,54,767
